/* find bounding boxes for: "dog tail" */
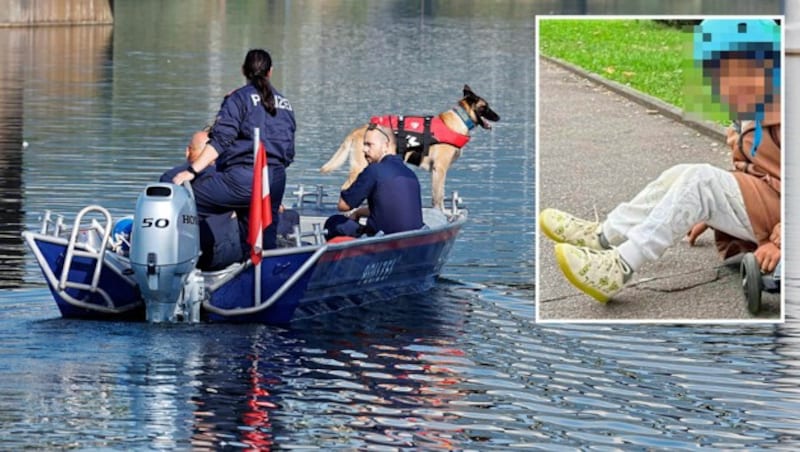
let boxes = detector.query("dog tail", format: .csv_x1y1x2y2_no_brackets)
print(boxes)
320,127,361,173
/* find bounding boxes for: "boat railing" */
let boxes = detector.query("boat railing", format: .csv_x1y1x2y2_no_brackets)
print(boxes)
291,222,326,247
292,184,328,209
282,188,467,248
446,190,464,217
26,205,140,314
40,210,66,236
202,244,329,317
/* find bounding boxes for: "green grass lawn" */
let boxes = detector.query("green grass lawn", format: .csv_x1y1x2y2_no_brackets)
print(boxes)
538,19,695,109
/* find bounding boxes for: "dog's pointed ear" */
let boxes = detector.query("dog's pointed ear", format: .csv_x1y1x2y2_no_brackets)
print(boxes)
463,84,479,103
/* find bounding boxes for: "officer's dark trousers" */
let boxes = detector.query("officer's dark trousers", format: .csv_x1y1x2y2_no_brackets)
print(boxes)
160,164,286,267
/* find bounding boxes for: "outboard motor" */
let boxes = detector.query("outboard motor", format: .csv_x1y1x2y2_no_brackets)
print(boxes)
130,183,202,322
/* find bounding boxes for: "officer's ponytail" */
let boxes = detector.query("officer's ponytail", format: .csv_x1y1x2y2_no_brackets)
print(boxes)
242,49,277,117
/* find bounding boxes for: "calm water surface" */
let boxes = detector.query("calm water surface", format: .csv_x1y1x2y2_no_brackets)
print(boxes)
2,0,800,449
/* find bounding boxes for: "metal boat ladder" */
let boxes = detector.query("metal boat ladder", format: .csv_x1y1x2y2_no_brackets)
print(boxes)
54,205,123,311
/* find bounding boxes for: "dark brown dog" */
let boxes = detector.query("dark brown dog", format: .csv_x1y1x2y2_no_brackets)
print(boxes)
320,85,499,210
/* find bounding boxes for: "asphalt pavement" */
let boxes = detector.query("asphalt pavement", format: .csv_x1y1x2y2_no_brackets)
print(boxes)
536,57,781,322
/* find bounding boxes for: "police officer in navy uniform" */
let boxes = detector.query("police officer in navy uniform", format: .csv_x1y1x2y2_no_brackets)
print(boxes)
326,123,424,240
170,49,295,259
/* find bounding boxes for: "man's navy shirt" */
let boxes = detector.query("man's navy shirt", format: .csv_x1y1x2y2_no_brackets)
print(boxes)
341,155,424,234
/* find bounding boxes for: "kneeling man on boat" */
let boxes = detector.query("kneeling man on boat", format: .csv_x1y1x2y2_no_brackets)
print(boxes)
326,122,424,240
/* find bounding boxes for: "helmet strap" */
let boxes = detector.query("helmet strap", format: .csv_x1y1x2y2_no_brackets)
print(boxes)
751,106,764,157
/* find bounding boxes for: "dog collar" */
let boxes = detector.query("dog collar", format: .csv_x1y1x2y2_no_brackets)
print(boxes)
454,105,476,130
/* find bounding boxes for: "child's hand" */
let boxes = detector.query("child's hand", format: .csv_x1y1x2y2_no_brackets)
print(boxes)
725,126,740,151
754,241,781,273
686,222,708,246
770,223,781,248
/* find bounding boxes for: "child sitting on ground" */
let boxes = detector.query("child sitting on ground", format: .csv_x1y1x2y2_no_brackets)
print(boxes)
539,19,781,303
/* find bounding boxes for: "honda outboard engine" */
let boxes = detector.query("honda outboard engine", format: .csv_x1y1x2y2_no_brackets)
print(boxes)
130,183,202,322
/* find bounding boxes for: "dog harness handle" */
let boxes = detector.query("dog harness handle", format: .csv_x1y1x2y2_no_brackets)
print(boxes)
397,116,407,156
422,116,433,154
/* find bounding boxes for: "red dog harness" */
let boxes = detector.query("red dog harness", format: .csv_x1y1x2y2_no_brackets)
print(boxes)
369,113,471,164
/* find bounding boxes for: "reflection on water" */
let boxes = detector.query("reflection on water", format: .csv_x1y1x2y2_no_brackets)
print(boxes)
1,24,114,287
0,25,113,288
5,287,800,449
0,29,25,287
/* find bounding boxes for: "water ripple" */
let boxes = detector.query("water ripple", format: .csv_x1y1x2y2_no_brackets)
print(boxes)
4,286,800,448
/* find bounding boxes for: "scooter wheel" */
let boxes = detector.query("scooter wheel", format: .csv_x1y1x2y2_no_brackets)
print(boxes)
741,253,762,315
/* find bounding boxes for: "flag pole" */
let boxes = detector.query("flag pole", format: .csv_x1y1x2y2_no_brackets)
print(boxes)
253,127,261,306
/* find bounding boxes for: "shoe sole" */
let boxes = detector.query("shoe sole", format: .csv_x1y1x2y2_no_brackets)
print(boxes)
538,210,566,244
554,244,611,304
539,209,604,250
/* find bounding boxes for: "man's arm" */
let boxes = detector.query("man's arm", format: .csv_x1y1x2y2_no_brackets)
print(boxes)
338,166,375,213
338,198,370,220
173,143,219,185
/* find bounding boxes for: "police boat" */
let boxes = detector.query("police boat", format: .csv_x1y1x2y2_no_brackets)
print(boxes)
22,182,466,324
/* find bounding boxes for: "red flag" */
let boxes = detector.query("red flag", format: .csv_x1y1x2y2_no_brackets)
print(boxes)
248,142,272,265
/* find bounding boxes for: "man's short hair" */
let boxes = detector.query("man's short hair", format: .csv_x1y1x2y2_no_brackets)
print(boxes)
366,122,396,153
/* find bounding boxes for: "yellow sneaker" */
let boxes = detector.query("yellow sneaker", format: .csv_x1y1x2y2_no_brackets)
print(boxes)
554,243,633,303
539,208,606,250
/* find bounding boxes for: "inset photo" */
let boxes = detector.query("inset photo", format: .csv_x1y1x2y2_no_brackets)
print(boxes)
535,16,784,322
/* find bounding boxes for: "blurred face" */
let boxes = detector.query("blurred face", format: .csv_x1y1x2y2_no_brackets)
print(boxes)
185,131,208,163
363,128,390,164
717,57,773,115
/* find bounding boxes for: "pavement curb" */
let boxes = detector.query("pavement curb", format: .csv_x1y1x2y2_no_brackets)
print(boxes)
541,55,727,142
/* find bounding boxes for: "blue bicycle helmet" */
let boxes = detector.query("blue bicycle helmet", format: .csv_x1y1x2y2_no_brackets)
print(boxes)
112,216,134,253
695,19,780,61
694,19,781,156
